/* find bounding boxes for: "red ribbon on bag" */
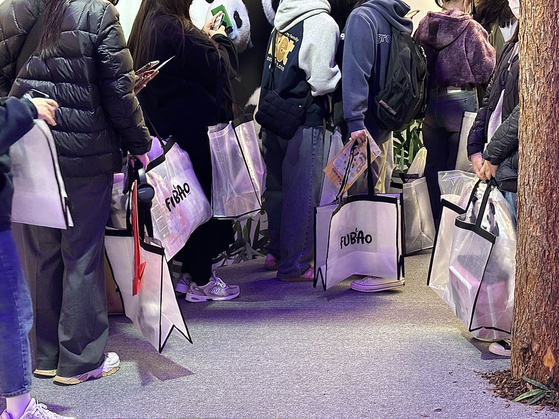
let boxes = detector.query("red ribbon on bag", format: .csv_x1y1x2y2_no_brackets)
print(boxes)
132,180,146,295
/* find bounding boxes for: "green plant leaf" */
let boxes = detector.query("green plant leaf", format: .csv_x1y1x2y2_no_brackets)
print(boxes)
526,391,548,406
522,377,550,390
512,389,544,402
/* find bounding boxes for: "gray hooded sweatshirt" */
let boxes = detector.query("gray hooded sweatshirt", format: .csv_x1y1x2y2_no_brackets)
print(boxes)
259,0,341,127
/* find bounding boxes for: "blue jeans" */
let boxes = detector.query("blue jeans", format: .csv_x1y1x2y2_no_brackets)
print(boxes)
0,229,33,398
263,126,324,278
422,89,478,221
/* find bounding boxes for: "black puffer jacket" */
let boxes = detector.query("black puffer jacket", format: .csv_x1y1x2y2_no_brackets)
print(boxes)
467,41,519,192
0,0,150,178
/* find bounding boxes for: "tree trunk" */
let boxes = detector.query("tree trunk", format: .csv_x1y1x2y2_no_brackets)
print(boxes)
511,0,559,382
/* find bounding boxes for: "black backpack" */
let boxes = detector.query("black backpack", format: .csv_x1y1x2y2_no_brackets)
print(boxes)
374,26,428,132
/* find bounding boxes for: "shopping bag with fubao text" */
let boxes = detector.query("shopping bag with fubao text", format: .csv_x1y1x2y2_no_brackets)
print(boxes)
146,137,211,259
208,114,265,219
10,119,73,229
105,182,191,352
444,180,516,340
315,194,404,290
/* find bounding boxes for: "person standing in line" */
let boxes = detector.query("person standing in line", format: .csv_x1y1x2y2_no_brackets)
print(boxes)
128,0,241,302
472,0,517,102
258,0,341,281
0,0,151,385
413,0,495,225
333,0,414,292
0,95,75,419
467,24,519,358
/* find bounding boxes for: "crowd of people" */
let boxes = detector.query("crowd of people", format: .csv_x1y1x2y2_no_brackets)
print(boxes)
0,0,520,416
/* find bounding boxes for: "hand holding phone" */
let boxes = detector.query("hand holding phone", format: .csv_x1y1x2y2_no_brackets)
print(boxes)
136,60,159,75
211,5,232,33
212,12,224,31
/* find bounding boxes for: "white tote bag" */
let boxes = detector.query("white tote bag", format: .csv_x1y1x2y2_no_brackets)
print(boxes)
315,194,404,290
105,183,191,352
402,176,436,254
444,180,516,340
10,119,73,229
208,114,266,219
427,194,465,298
146,137,212,259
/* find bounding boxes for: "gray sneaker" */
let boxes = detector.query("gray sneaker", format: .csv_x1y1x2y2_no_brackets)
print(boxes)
1,398,75,419
185,272,240,302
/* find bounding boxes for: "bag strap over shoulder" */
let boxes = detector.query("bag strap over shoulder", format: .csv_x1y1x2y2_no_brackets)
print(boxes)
16,7,48,76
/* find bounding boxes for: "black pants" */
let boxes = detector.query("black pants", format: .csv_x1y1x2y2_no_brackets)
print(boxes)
20,173,112,377
173,218,234,286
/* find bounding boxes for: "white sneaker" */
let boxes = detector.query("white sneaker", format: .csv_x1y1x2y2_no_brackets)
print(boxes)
53,352,120,385
175,272,193,294
1,398,75,419
350,277,405,293
488,339,511,357
185,272,240,302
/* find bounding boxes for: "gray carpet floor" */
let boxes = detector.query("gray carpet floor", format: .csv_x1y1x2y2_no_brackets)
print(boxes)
3,251,558,419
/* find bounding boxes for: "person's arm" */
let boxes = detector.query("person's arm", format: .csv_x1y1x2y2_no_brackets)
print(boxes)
0,97,36,154
95,3,150,161
466,21,496,85
483,105,519,166
299,15,341,98
0,96,59,154
183,27,239,89
341,13,375,138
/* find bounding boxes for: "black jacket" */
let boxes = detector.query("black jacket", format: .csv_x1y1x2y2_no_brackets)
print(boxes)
467,41,519,192
0,0,150,178
0,96,36,230
136,14,238,198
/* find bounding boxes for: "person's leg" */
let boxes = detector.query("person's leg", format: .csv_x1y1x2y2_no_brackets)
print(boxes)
262,130,287,262
277,126,324,279
179,218,233,286
19,223,63,374
422,98,450,223
0,230,33,415
55,174,113,378
439,91,478,171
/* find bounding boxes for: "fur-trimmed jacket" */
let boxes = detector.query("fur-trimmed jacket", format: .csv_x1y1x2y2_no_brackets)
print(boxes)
414,9,495,89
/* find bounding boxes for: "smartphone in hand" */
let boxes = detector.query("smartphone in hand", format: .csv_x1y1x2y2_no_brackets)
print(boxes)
212,12,224,31
211,5,232,32
136,60,159,75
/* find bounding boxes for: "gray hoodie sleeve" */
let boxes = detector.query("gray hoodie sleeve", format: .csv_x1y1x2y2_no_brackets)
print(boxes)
342,13,377,133
299,14,341,97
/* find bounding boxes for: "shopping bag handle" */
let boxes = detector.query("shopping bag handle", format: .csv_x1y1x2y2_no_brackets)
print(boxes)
461,178,497,229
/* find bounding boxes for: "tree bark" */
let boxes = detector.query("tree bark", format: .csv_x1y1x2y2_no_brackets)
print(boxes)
511,0,559,382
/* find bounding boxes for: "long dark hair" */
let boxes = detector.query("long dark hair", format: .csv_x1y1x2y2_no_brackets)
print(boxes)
38,0,119,57
473,0,516,31
128,0,209,68
37,0,69,57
